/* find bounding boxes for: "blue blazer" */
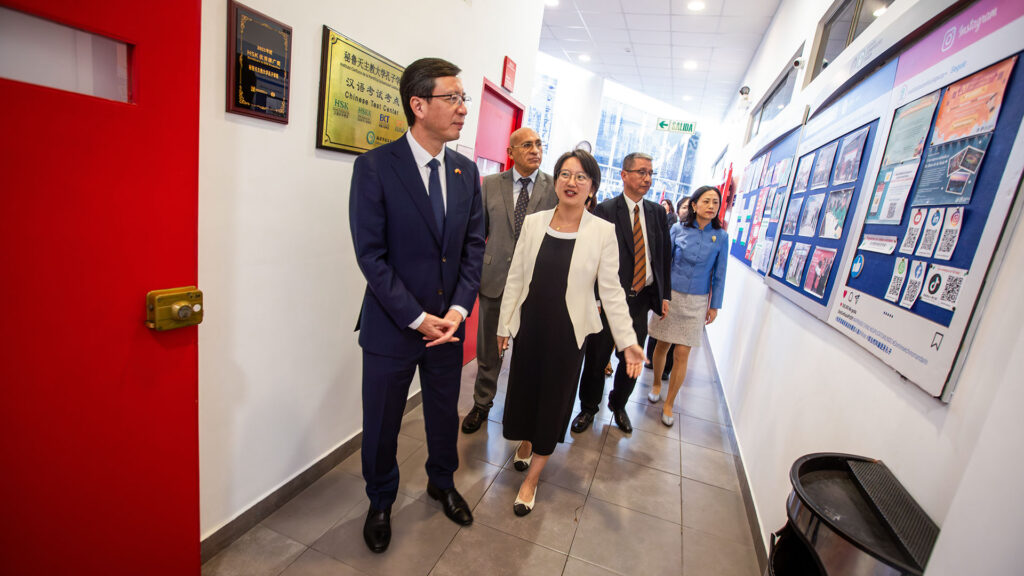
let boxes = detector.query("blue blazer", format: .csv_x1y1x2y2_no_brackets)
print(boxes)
350,135,485,358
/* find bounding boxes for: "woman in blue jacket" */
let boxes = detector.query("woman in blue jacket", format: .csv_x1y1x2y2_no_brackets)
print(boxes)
647,185,728,426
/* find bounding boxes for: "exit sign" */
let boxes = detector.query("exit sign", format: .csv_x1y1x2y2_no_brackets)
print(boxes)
656,118,696,134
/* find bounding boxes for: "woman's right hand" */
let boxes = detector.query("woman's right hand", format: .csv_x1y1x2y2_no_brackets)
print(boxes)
497,336,509,358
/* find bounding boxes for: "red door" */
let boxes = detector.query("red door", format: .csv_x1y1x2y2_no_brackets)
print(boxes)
465,79,524,363
0,1,200,574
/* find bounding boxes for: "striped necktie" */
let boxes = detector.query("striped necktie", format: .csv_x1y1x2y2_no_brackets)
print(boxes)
631,204,646,294
513,177,530,241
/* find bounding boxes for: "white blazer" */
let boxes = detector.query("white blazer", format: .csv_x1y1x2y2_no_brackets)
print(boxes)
497,209,638,351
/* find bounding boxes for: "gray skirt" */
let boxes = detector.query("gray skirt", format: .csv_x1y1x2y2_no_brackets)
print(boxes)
648,290,709,347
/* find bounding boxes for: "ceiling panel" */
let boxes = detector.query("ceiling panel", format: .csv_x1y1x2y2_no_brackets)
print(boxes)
540,0,781,123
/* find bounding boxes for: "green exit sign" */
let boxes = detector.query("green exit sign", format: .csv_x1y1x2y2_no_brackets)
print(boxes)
656,118,696,134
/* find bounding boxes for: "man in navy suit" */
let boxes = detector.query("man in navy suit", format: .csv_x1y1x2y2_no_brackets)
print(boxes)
349,58,485,553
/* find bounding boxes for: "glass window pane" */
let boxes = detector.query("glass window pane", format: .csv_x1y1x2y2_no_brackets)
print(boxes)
854,0,895,42
759,67,797,127
820,0,856,73
0,6,130,103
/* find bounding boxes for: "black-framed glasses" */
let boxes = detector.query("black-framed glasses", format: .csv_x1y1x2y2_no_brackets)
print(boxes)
425,92,471,106
557,171,592,183
623,169,657,178
510,140,543,151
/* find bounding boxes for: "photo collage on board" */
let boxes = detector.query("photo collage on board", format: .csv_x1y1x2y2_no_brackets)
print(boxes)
771,124,868,301
732,148,794,275
854,56,1017,315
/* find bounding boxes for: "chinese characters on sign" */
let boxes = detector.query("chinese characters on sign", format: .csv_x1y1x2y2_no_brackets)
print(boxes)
227,1,292,123
317,27,406,154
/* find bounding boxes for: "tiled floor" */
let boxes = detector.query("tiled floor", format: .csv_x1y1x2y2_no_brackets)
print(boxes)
202,340,762,576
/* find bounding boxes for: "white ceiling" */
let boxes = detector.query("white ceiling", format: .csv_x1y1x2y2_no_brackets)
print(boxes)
539,0,780,121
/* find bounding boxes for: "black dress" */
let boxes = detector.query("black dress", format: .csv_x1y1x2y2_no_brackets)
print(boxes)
502,229,584,456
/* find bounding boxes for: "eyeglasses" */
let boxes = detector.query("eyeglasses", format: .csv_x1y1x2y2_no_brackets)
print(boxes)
510,140,543,151
557,171,592,183
425,92,471,106
623,169,657,178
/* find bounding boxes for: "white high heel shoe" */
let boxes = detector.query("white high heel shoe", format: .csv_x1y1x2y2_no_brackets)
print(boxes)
513,442,533,471
648,390,661,403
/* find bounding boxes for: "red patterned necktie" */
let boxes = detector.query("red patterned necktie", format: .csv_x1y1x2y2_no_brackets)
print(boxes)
631,205,646,293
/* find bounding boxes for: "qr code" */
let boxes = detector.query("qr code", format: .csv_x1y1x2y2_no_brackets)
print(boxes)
886,203,897,219
941,274,963,305
937,231,956,255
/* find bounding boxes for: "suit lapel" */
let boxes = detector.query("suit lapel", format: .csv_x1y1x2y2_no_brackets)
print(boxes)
501,170,515,230
643,200,660,263
614,195,633,254
391,139,442,245
526,172,549,213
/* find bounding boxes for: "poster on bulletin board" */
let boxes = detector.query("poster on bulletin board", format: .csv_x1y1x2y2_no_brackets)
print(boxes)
828,0,1024,400
729,128,800,276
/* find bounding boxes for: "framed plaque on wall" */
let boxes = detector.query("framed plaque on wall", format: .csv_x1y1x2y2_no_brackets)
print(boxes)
226,1,291,123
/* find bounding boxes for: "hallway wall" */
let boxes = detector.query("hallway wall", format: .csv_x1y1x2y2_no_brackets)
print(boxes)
197,0,545,537
704,0,1024,571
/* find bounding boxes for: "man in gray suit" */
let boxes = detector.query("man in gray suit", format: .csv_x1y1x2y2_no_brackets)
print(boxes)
461,127,557,433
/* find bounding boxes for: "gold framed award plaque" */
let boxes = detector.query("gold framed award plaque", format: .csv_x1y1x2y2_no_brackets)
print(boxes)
226,1,291,123
316,27,406,154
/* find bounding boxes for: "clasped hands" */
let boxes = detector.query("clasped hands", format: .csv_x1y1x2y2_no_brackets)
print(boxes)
418,309,464,347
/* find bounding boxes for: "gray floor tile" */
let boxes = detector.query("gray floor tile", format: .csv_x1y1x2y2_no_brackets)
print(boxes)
679,414,734,455
201,524,306,576
472,467,587,554
400,405,427,441
279,549,369,576
680,478,752,547
487,391,506,423
313,495,459,576
429,522,568,576
397,443,500,510
682,527,760,576
564,420,611,453
675,393,729,425
621,400,681,439
561,557,620,576
589,454,681,524
336,434,425,478
263,467,368,545
456,418,516,467
680,442,740,492
504,441,601,495
570,498,681,576
603,427,681,475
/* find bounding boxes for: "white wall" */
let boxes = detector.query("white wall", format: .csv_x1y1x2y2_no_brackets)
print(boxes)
705,0,1024,570
198,0,545,537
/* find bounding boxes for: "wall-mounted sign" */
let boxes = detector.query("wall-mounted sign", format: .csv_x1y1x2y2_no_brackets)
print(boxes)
226,1,291,123
316,27,406,154
656,118,696,134
502,56,516,93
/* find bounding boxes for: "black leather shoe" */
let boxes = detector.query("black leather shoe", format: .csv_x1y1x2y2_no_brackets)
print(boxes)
461,406,489,434
661,371,670,381
362,505,391,553
426,483,473,526
570,411,594,433
612,408,633,433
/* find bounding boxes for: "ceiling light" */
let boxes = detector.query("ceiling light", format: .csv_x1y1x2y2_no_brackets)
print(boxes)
873,6,887,17
578,54,591,62
683,60,697,70
687,1,706,10
682,95,693,101
545,0,559,6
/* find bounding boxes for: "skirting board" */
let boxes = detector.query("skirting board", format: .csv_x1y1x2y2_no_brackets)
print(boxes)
199,392,424,563
703,332,769,574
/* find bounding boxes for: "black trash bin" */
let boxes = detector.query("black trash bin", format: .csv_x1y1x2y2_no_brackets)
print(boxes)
767,453,939,576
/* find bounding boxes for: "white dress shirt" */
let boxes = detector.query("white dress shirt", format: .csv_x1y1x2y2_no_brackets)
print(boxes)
404,132,468,329
622,194,653,287
512,167,538,207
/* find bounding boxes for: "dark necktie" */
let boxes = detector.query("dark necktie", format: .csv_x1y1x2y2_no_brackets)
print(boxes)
513,177,530,241
631,204,646,293
427,158,445,235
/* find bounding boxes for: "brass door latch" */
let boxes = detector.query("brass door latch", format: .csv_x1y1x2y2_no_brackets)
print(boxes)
146,286,203,331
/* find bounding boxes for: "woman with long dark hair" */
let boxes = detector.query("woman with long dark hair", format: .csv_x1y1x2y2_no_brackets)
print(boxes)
646,185,728,426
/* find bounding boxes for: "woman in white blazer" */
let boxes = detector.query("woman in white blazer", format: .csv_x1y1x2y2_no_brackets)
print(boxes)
496,149,644,516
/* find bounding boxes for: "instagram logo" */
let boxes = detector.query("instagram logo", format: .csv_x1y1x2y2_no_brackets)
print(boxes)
941,27,956,52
